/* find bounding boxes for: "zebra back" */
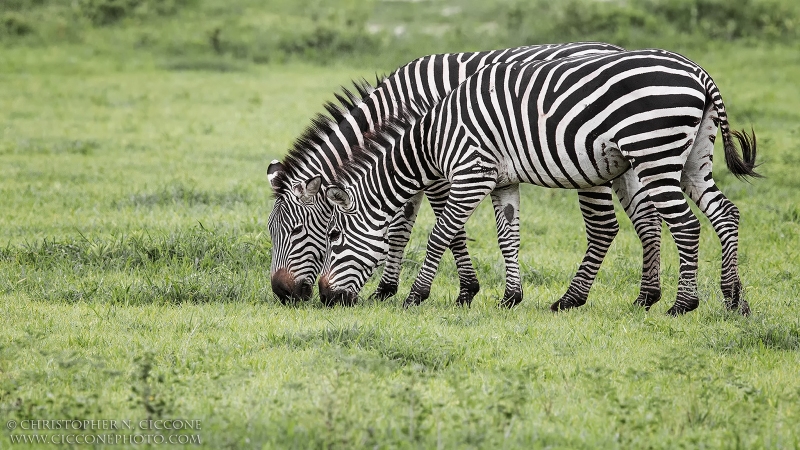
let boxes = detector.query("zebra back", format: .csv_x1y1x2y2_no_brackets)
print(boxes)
274,42,625,191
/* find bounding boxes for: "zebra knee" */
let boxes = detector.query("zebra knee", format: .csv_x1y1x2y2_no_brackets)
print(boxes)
726,202,740,226
675,213,702,236
608,219,620,240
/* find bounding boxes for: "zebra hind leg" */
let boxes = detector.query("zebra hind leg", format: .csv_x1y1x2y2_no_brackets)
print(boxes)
611,171,663,309
491,184,523,308
551,185,619,311
631,161,701,316
687,185,749,315
680,116,750,315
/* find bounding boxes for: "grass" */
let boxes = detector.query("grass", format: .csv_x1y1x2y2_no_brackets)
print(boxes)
2,12,800,449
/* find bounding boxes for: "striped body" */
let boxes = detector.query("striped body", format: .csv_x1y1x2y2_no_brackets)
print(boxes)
267,42,648,306
319,49,758,315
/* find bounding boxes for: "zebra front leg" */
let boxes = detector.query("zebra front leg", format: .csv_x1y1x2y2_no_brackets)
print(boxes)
611,171,663,309
370,192,425,301
552,185,619,311
491,184,523,308
373,185,482,305
426,182,481,306
450,228,481,306
404,176,496,307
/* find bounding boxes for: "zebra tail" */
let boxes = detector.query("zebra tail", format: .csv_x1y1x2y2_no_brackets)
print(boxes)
708,82,763,181
725,127,762,181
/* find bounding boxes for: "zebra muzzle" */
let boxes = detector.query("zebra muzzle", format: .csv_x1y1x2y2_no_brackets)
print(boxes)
271,269,312,303
318,276,357,307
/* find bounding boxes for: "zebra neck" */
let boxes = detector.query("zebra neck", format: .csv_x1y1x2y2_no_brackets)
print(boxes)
357,125,434,218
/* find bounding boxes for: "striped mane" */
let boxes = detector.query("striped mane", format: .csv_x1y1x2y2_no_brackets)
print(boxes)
332,98,431,187
272,75,385,197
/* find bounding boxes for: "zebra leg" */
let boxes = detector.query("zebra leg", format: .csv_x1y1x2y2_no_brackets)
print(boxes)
426,183,481,306
681,115,750,315
629,163,701,316
404,176,497,307
490,184,523,308
370,192,424,301
371,184,481,304
683,183,748,315
611,171,663,309
551,185,619,311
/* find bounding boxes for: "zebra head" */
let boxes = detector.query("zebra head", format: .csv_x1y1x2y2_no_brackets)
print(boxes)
318,183,390,306
267,160,331,304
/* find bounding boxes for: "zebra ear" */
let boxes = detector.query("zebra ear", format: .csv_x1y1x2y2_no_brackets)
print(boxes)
305,176,322,197
326,186,352,210
291,177,321,201
267,160,284,191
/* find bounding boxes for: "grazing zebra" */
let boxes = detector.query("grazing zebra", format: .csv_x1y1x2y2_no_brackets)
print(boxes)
269,42,667,309
318,49,759,315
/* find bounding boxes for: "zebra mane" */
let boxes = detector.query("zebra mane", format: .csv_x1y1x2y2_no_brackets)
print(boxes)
333,97,431,186
272,75,386,197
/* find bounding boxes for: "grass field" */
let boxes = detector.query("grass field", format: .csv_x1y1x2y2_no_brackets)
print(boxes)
2,11,800,449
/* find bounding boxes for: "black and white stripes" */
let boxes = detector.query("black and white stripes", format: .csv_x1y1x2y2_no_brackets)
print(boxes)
318,49,759,314
267,42,648,306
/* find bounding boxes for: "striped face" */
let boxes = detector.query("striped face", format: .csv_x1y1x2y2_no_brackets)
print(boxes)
267,161,330,303
318,184,389,306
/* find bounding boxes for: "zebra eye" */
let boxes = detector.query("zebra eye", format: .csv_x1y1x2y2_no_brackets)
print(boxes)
290,224,303,236
328,228,341,242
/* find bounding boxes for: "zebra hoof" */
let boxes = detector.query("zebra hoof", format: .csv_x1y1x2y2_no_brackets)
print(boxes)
724,298,751,316
665,302,698,316
550,297,585,312
633,289,662,310
499,291,522,308
402,292,424,308
369,282,398,301
722,282,750,316
455,282,480,307
737,301,752,316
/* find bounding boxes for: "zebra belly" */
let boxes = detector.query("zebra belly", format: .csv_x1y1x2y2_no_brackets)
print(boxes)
498,139,630,189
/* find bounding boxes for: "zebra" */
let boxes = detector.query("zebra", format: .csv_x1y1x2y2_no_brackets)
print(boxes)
318,49,760,315
268,42,668,309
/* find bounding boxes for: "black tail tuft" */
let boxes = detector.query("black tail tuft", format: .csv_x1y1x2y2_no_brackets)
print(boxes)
724,127,762,182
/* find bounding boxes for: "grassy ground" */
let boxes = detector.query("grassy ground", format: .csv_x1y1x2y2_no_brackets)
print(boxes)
1,38,800,448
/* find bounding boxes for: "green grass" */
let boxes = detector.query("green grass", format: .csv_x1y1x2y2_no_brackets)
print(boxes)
2,22,800,450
